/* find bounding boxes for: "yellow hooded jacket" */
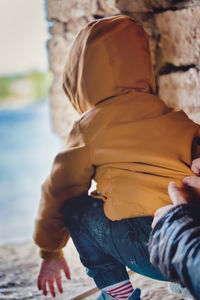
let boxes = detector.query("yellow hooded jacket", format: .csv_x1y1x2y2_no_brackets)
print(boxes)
34,15,200,260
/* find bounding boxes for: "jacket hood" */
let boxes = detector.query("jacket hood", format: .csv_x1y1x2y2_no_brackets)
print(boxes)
63,15,156,114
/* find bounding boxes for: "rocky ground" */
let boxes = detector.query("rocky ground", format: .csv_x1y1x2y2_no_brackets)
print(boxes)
0,240,191,300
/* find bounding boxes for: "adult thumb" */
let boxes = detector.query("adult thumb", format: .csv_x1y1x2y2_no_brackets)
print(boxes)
168,182,187,206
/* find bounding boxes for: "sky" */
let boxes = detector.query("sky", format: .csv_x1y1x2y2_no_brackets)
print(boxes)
0,0,49,75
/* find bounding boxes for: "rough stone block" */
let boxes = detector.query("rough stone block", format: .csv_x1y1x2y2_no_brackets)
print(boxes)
115,0,152,13
65,17,90,35
47,0,118,23
51,96,78,138
47,35,70,75
159,68,200,124
115,0,200,13
155,7,200,66
46,0,94,22
50,76,79,138
49,21,65,35
93,0,119,15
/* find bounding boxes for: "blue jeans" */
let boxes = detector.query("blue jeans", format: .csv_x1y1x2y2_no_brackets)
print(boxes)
63,195,166,289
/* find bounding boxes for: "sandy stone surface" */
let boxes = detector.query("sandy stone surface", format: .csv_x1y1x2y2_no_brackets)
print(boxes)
159,68,200,124
0,240,192,300
116,0,200,12
49,75,79,139
46,0,118,23
155,7,200,66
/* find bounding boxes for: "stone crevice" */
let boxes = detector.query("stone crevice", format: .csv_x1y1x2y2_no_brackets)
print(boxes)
93,14,105,19
50,17,63,23
159,64,197,75
153,6,185,13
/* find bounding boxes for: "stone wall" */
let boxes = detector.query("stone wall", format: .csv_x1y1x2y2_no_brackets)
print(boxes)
46,0,200,138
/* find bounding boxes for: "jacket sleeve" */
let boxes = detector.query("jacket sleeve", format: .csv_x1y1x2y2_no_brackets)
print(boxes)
34,121,94,260
149,204,200,299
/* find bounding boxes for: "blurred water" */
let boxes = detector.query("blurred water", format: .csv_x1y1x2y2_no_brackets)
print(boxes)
0,99,62,245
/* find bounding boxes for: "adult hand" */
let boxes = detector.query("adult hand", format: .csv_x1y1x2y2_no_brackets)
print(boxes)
152,158,200,229
183,158,200,188
151,182,187,229
37,258,71,297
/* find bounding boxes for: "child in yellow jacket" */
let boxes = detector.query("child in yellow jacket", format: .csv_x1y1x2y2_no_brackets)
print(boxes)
34,15,200,299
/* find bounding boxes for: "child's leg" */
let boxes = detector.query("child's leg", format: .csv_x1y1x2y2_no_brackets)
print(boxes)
63,195,131,293
63,196,142,299
76,197,166,282
106,215,166,281
63,195,165,299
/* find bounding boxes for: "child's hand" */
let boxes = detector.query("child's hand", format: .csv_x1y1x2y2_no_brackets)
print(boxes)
37,258,71,297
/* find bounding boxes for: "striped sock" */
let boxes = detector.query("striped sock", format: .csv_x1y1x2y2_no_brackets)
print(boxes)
102,280,134,299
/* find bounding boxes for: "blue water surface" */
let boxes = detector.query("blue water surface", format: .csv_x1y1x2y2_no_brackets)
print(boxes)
0,99,62,245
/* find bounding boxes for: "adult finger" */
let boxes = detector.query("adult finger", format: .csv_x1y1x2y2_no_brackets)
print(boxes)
168,182,187,206
183,176,200,189
56,276,63,294
48,280,56,298
41,279,48,296
154,205,173,217
152,205,173,228
191,158,200,175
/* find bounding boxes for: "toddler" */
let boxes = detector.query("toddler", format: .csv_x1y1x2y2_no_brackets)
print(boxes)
34,15,200,299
